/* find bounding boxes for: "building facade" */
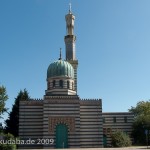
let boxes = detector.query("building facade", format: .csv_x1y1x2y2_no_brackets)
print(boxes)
19,8,133,149
102,112,134,147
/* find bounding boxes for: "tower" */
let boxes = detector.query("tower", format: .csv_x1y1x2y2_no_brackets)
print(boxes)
19,5,104,149
65,4,78,92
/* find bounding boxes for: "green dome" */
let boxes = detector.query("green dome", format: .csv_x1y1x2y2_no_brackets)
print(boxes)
47,59,74,78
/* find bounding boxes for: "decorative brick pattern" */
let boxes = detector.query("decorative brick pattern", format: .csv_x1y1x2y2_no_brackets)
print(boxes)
49,116,75,133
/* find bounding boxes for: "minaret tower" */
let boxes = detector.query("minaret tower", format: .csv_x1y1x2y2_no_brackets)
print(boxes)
65,3,78,92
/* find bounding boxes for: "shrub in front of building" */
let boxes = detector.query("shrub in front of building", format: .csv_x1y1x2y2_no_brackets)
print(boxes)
0,133,16,150
111,130,132,147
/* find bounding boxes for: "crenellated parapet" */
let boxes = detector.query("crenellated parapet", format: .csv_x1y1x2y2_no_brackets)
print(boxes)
80,98,102,105
29,98,43,101
80,98,101,101
20,98,43,101
44,95,79,100
19,98,43,106
44,95,80,104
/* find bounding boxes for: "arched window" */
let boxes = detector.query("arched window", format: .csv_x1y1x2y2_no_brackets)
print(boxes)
50,82,51,88
67,81,70,89
53,80,56,87
59,80,63,88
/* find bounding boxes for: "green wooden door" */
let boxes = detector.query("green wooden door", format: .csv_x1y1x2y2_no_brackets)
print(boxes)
56,124,68,148
103,134,107,147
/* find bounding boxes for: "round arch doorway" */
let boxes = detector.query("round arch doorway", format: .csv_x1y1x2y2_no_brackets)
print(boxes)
55,123,68,148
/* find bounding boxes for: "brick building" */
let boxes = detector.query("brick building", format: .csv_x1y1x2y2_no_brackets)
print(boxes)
19,7,133,149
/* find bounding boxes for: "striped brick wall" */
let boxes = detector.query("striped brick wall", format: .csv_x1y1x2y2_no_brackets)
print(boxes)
43,95,80,149
19,100,43,149
102,112,134,147
19,98,133,149
80,99,103,148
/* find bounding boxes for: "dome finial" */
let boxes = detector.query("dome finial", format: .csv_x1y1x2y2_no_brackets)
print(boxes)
59,48,62,60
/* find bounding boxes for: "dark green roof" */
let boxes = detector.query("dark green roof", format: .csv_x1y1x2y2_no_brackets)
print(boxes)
47,59,74,79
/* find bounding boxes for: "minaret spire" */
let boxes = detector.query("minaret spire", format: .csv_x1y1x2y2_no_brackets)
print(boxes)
65,6,75,59
69,3,72,14
64,6,78,93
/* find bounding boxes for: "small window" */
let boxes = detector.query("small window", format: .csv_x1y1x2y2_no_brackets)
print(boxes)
67,81,70,89
124,116,127,123
59,80,63,88
107,128,112,134
103,117,105,123
113,117,116,123
53,80,55,87
103,128,106,134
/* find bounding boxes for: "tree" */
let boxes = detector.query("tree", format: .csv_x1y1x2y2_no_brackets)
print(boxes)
129,100,150,145
111,130,132,147
0,133,16,150
0,85,8,118
5,89,30,137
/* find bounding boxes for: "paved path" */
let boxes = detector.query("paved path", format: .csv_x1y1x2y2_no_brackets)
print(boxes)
18,146,149,150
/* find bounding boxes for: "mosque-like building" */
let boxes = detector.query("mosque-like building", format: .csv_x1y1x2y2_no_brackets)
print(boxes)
19,7,133,149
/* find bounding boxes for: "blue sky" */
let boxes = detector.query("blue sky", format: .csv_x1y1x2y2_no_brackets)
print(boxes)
1,0,150,124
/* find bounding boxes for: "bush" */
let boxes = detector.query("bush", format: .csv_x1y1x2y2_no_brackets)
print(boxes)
0,133,16,150
111,130,132,147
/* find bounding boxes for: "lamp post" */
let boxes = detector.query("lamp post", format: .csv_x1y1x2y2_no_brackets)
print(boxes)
144,124,150,149
145,129,148,149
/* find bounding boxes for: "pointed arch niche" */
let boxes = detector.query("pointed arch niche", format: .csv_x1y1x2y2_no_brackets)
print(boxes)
49,117,75,133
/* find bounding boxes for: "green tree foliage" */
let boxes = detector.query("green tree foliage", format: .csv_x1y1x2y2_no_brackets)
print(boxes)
111,130,132,147
129,100,150,145
5,89,30,137
0,86,8,118
0,133,16,150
